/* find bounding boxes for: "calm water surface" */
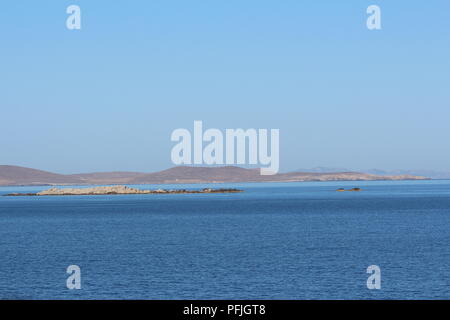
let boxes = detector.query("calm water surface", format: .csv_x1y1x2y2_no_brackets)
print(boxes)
0,180,449,299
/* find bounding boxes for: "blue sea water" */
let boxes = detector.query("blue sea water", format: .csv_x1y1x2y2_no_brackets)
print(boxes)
0,180,449,300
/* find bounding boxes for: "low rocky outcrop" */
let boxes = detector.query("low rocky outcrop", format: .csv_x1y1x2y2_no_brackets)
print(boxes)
5,185,243,196
336,188,362,192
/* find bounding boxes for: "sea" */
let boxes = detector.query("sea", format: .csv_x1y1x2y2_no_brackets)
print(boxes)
0,180,449,299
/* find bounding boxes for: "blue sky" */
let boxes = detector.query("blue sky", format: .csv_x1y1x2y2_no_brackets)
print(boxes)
1,1,449,173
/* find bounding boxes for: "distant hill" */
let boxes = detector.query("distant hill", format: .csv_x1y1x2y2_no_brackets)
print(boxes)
0,165,429,186
0,165,427,185
128,167,428,184
130,166,262,184
0,165,83,186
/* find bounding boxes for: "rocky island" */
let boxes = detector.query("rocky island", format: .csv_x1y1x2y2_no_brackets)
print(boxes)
4,185,243,196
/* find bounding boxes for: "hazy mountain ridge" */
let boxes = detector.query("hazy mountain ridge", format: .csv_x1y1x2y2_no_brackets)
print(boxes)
363,169,450,179
297,167,450,179
0,165,429,186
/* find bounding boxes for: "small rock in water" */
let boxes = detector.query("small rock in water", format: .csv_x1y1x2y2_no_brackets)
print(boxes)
336,187,362,192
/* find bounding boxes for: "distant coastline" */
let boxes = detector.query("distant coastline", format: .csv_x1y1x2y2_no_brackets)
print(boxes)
0,165,429,187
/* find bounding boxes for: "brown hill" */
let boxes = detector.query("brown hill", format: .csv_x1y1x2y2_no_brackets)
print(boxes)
0,165,83,186
128,166,428,184
130,166,262,184
0,165,429,186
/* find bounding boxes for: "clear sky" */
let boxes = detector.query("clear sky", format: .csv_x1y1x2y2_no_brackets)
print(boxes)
1,1,449,173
